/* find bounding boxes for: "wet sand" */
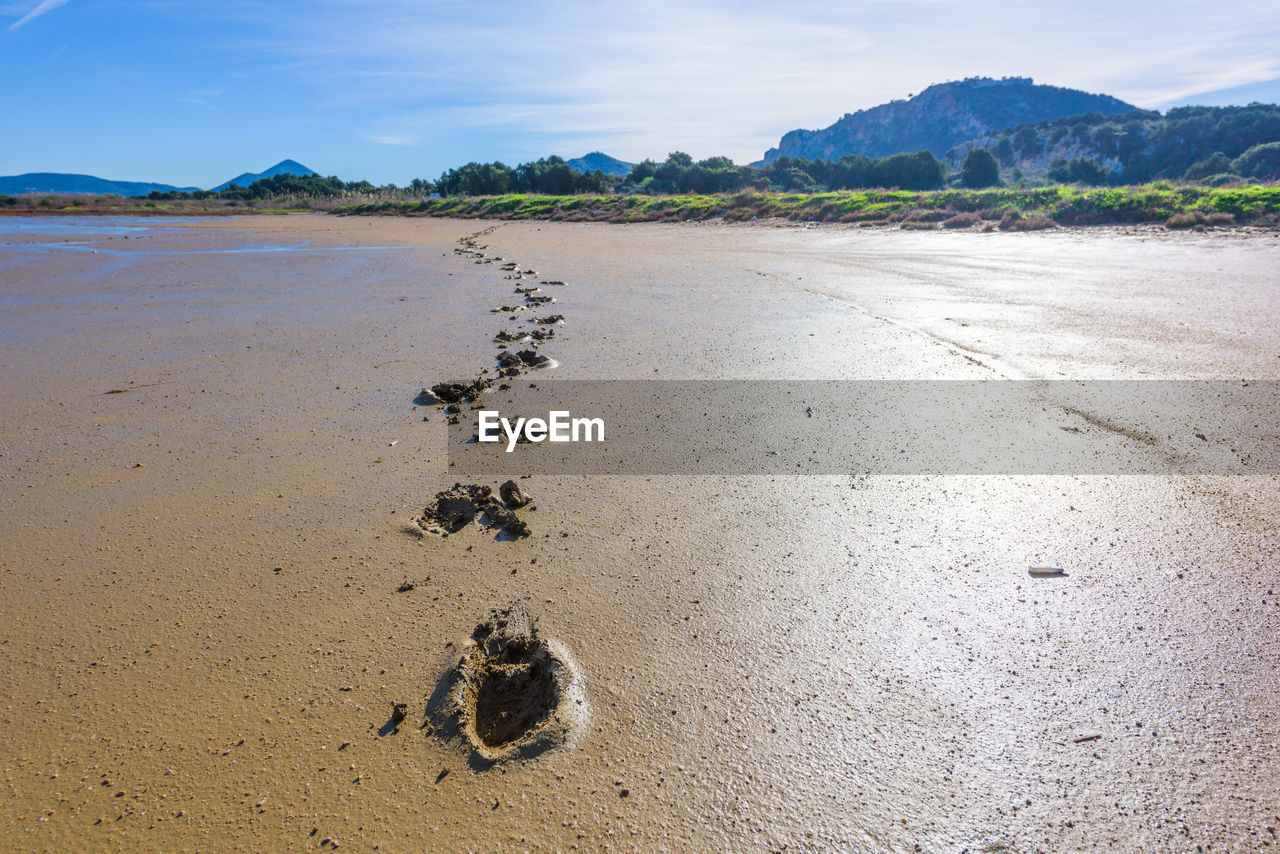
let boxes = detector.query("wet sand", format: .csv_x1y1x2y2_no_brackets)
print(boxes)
1,214,1279,851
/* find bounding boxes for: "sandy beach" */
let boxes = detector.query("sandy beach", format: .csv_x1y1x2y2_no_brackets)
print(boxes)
2,213,1279,851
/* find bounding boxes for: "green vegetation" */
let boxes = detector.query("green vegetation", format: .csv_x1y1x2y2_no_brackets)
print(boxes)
145,172,381,202
436,156,610,195
6,132,1277,231
619,150,948,193
1048,157,1109,185
334,183,1280,228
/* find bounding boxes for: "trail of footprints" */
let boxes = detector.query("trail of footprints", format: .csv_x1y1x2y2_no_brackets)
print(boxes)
400,227,585,762
428,225,566,406
416,225,571,541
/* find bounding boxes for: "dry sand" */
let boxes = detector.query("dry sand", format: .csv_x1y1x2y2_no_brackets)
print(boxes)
1,214,1279,851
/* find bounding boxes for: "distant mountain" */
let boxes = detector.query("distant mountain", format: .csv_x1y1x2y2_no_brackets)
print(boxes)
566,152,634,177
0,172,199,197
211,159,316,192
0,158,320,197
760,77,1134,163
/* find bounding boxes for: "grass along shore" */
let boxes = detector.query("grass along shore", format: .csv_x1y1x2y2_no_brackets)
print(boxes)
335,184,1280,229
4,183,1279,229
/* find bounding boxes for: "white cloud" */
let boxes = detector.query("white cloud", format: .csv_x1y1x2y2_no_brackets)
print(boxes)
8,0,69,30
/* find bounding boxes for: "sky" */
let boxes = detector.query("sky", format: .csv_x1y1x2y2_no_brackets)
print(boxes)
2,0,1279,188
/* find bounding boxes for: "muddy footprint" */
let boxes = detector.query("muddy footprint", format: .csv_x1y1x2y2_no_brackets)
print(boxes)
430,604,586,762
417,483,532,538
419,378,493,406
497,349,552,370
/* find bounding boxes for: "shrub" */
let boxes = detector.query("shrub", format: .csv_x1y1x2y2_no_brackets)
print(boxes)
903,208,949,223
1201,172,1244,187
1232,142,1280,181
1165,211,1205,228
1183,153,1234,182
1049,157,1110,185
1002,214,1057,231
960,148,1001,188
941,211,981,228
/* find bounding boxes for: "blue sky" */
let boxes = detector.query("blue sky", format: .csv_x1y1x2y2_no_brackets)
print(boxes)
2,0,1279,188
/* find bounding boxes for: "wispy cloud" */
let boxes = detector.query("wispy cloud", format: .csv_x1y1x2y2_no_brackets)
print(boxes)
202,0,1280,164
178,87,225,109
8,0,70,31
361,131,416,146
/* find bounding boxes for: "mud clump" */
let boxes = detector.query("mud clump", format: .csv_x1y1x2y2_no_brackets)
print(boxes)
497,349,551,370
427,379,490,405
484,503,529,538
500,479,532,508
418,484,493,534
416,483,533,538
434,604,585,762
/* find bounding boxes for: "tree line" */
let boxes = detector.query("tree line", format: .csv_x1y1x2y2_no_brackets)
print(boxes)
146,173,380,202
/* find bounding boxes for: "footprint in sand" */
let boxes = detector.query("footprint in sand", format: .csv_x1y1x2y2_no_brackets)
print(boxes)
416,482,532,538
419,380,490,406
429,604,586,762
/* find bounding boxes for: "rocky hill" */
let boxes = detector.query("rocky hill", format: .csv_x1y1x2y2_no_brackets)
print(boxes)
760,77,1133,163
946,104,1280,183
